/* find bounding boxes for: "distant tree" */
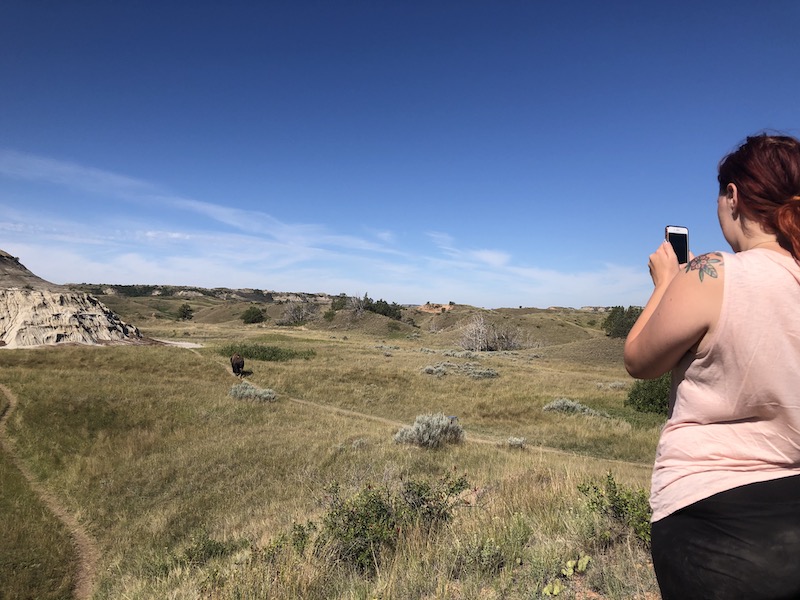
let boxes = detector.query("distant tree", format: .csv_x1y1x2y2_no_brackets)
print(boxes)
357,294,403,320
177,303,194,321
603,306,642,338
459,314,521,351
603,307,624,336
330,293,349,311
117,284,159,297
369,298,403,320
333,293,403,320
460,314,490,351
278,301,318,325
240,305,266,324
350,294,367,317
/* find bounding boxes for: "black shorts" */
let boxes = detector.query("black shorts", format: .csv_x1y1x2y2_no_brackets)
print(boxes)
651,474,800,600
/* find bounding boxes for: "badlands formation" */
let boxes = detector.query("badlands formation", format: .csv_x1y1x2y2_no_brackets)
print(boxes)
0,250,141,348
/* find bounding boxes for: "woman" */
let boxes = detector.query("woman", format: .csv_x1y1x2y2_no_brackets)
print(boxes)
624,133,800,599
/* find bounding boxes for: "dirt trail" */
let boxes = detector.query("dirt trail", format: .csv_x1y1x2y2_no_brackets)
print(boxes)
287,393,649,468
202,349,649,468
0,383,99,600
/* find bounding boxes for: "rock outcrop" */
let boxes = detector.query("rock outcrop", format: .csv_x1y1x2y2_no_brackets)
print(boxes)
0,250,141,348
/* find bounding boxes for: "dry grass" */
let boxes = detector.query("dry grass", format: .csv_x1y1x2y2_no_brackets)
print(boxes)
1,392,77,600
0,303,661,599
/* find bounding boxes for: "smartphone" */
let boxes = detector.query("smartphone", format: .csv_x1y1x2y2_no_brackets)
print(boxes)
665,225,689,264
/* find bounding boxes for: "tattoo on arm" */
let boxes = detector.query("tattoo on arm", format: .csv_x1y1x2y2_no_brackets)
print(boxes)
685,252,723,281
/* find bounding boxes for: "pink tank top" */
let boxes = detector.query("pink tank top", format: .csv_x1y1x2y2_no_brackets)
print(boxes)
650,249,800,522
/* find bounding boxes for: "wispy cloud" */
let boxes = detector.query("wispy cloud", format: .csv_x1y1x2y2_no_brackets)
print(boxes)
371,229,395,243
470,249,511,267
0,150,650,307
0,149,156,196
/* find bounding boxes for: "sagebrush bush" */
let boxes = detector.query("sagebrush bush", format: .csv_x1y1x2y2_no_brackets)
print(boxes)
442,350,478,359
463,364,499,379
625,373,670,415
507,436,526,449
595,381,629,391
229,381,277,402
421,362,499,379
394,413,464,448
421,362,458,377
542,398,609,418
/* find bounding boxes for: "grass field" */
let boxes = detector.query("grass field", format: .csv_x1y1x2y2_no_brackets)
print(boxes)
0,297,661,599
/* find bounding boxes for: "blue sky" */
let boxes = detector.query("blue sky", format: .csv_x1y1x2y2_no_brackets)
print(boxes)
1,1,798,308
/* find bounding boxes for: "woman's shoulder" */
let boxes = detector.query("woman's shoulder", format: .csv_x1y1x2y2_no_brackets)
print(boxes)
684,251,728,283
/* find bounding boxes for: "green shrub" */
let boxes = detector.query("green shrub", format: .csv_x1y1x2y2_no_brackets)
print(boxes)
322,484,395,574
625,373,670,415
240,305,266,324
177,303,194,320
397,473,469,527
579,472,651,546
289,521,317,556
394,413,464,448
318,473,468,574
218,343,315,362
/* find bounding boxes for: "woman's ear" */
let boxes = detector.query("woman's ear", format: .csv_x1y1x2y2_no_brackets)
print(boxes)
727,183,739,219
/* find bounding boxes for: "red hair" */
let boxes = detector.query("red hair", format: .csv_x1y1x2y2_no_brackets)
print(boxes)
718,134,800,258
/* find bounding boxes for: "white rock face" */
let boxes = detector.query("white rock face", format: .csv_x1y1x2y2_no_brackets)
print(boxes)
0,289,141,348
0,249,141,348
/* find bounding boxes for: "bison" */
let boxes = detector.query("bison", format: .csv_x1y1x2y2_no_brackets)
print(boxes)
231,353,245,377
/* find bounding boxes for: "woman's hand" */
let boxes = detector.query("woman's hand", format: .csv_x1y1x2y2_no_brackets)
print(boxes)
648,241,687,289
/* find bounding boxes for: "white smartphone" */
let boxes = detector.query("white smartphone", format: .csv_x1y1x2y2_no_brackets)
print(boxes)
665,225,689,264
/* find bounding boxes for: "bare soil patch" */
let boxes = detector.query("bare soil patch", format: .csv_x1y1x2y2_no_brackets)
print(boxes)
417,303,453,313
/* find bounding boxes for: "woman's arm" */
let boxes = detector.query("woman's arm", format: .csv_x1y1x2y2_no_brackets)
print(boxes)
624,244,724,379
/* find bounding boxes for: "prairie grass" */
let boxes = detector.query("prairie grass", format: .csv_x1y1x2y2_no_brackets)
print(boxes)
0,308,661,599
0,430,77,599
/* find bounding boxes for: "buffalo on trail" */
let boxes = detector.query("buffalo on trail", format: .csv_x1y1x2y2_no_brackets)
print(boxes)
230,353,245,377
